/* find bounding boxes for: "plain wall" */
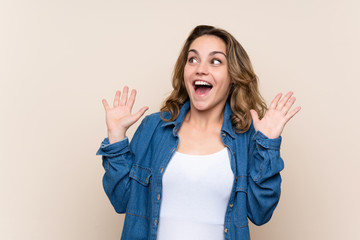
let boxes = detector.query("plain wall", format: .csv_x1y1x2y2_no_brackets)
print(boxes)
1,0,359,239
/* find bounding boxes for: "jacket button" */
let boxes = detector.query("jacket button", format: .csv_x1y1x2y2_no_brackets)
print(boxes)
222,133,226,137
224,228,229,233
229,203,234,208
160,168,164,174
154,219,158,226
157,194,161,200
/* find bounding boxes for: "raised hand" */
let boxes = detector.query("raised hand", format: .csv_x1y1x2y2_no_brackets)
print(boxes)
102,86,149,143
250,91,301,139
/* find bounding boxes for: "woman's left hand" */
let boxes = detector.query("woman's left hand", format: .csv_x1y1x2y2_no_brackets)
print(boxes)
250,91,301,139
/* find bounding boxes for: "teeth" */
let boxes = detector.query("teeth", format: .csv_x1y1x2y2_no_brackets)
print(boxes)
194,80,212,86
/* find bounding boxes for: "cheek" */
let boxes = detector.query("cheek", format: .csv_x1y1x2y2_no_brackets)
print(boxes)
183,67,192,85
182,69,191,92
183,65,190,79
214,70,230,85
218,75,232,94
222,69,231,85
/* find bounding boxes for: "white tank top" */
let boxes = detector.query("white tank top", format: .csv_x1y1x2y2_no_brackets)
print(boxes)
157,147,234,240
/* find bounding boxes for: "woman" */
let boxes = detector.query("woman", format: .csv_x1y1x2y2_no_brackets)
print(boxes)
97,25,301,240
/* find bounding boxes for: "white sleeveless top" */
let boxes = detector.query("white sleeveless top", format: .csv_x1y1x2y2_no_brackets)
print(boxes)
157,148,234,240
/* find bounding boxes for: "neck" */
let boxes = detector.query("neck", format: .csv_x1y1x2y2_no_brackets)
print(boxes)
184,102,226,130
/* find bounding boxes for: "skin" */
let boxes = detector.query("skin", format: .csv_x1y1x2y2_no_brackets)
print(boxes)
183,35,232,117
102,36,301,147
177,35,232,155
102,87,149,143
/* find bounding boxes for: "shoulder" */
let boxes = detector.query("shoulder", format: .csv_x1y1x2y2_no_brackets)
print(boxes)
142,112,163,124
231,121,256,145
130,112,166,145
137,111,167,132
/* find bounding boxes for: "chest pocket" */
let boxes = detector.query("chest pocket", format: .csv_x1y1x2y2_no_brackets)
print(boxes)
233,175,248,228
129,165,152,186
127,165,152,219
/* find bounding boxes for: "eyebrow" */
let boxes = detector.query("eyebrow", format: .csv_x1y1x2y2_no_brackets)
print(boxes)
188,49,227,57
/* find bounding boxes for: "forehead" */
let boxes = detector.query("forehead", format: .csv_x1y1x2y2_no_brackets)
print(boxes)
189,35,227,53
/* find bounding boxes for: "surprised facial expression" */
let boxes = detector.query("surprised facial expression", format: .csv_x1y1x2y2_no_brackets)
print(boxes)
184,35,232,113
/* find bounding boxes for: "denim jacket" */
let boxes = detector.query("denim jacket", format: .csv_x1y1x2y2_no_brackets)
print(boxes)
96,100,284,240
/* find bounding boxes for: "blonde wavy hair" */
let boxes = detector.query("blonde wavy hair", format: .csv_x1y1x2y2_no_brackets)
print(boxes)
160,25,267,133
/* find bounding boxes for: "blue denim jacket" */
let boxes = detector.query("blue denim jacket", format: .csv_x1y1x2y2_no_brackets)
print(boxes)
96,100,284,240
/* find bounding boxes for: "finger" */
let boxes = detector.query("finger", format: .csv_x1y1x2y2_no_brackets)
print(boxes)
285,106,301,122
276,91,293,110
133,106,149,121
102,99,110,111
120,86,129,106
113,90,121,107
127,89,137,110
282,96,296,115
269,93,282,109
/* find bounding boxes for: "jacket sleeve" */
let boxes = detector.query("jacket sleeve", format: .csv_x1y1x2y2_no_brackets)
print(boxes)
95,117,147,214
247,125,284,226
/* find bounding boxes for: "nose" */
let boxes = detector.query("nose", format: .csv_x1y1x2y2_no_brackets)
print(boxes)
196,61,209,75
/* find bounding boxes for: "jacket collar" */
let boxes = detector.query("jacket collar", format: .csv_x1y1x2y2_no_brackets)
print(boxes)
161,100,236,139
161,101,190,131
221,101,236,139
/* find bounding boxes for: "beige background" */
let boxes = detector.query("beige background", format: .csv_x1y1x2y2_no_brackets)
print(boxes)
1,0,359,239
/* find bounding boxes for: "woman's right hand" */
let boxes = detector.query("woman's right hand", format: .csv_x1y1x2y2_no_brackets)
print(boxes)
102,86,149,144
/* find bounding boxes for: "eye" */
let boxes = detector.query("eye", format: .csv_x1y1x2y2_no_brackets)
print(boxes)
211,59,222,65
188,57,198,64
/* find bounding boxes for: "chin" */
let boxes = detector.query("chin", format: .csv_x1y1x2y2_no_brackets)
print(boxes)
190,100,213,112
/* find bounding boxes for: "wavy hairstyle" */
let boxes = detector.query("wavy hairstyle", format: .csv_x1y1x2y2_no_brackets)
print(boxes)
160,25,267,133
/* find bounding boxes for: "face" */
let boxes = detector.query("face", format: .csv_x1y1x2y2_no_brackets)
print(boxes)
184,35,232,113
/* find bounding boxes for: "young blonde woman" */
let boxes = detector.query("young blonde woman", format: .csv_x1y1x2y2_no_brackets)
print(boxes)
97,25,301,240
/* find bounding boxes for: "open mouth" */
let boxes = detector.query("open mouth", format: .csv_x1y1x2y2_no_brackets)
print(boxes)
193,80,213,95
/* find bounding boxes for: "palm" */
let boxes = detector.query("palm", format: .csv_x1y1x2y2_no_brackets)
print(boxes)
250,91,301,139
102,86,148,143
105,103,137,131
